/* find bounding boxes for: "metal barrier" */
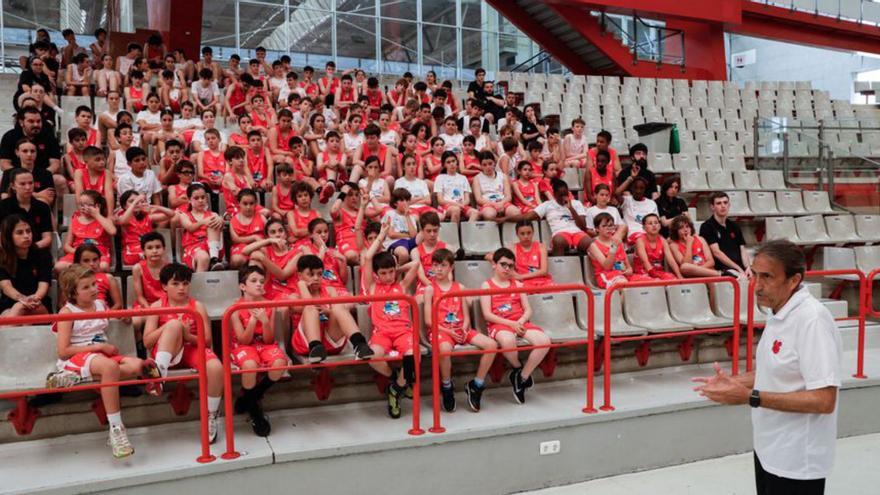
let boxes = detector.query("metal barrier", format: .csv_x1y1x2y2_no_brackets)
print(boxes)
0,307,214,463
868,268,880,319
600,276,741,411
747,269,869,378
427,284,597,433
218,293,424,460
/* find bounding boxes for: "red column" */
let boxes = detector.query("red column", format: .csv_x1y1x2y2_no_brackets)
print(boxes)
149,0,204,60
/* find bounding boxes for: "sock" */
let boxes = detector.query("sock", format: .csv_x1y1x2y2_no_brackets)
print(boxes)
308,340,322,350
155,351,172,377
441,379,452,389
349,332,366,347
402,355,415,384
208,396,221,413
107,412,123,428
252,376,275,400
208,241,221,258
473,377,485,388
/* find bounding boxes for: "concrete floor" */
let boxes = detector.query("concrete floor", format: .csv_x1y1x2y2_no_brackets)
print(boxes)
527,432,880,495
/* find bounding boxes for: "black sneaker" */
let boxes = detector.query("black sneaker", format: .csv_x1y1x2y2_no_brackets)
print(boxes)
465,380,484,412
404,384,413,399
209,257,226,271
248,402,271,437
386,383,402,419
308,343,328,363
353,341,374,360
441,383,456,412
522,373,534,389
509,368,525,404
234,394,251,415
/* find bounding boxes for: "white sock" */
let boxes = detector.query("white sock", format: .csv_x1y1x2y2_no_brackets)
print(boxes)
107,412,123,428
208,241,221,258
208,396,221,414
155,351,172,377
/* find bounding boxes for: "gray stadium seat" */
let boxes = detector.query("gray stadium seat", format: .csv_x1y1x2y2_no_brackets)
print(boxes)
748,191,780,215
666,284,733,329
803,191,834,214
0,325,56,392
758,170,787,190
460,221,501,256
527,293,586,342
764,216,798,242
726,191,753,216
680,170,708,191
673,153,698,171
652,152,674,173
62,194,77,228
190,271,241,319
854,246,880,274
722,155,746,170
706,170,734,189
733,170,760,190
822,247,859,280
106,319,138,356
453,260,492,289
712,279,766,324
587,289,647,336
775,190,807,215
562,168,582,192
438,222,461,253
855,215,880,241
795,215,832,244
546,256,584,285
824,215,861,243
622,286,693,333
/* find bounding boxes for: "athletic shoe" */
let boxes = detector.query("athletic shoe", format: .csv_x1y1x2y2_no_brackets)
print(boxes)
208,412,219,444
109,424,134,459
522,373,534,389
308,343,328,363
234,394,251,415
404,384,414,399
209,258,227,271
386,384,402,419
141,359,163,397
465,380,484,412
46,370,82,389
509,368,525,404
441,383,456,412
353,341,375,360
318,183,335,204
248,402,271,437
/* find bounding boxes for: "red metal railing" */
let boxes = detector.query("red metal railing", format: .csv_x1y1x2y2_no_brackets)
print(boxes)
428,284,597,433
868,268,880,319
600,276,741,411
218,293,424,460
0,307,215,463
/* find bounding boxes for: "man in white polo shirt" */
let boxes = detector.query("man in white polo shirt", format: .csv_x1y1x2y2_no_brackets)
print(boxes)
694,239,841,495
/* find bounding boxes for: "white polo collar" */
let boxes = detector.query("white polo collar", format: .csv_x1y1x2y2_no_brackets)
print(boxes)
768,286,809,321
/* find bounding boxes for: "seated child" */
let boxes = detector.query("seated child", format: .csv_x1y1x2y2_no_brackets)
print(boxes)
177,183,225,272
521,178,590,256
382,188,418,264
633,213,681,280
230,189,268,268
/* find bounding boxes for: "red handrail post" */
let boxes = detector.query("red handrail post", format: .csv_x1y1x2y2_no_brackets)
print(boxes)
408,292,425,436
732,280,741,376
220,311,240,460
599,283,616,412
193,313,216,463
746,277,756,373
582,287,598,414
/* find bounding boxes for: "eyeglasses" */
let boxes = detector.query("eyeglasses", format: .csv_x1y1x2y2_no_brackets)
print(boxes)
179,170,194,175
497,261,514,270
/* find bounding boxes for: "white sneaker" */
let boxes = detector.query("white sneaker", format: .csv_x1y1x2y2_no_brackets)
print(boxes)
208,412,219,444
46,370,82,389
109,424,134,459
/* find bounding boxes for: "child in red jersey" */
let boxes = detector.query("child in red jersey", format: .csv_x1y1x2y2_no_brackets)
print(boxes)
144,263,224,443
64,127,89,179
486,220,553,289
71,106,100,149
270,163,296,220
116,190,173,265
74,146,114,212
64,245,123,310
246,130,274,192
196,129,227,193
587,212,643,288
480,247,550,404
358,156,391,220
421,248,497,413
288,254,373,362
330,182,363,265
587,130,621,173
221,146,256,217
55,191,116,273
352,124,394,187
124,70,149,114
247,218,299,300
295,218,349,297
423,136,445,185
229,189,267,269
315,131,347,202
50,265,160,458
362,222,420,418
229,113,252,147
157,139,184,186
288,136,319,192
131,231,170,343
268,109,297,165
168,161,195,223
286,182,319,250
177,183,225,272
231,266,288,437
511,160,541,214
668,214,720,279
459,135,481,179
633,213,681,280
413,211,446,289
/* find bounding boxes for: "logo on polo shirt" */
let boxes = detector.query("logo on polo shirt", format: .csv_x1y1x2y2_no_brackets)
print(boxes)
772,340,782,354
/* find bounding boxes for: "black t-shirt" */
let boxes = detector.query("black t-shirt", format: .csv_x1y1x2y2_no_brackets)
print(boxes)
467,81,486,100
657,196,688,237
0,126,61,171
15,70,52,95
699,216,746,271
0,167,54,195
0,248,53,311
617,166,657,196
0,197,54,241
457,115,491,135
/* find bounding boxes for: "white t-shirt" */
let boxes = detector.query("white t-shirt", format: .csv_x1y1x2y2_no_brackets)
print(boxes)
191,129,227,149
621,195,658,236
439,133,464,153
344,133,364,153
268,76,286,93
585,205,623,229
753,287,842,480
190,80,220,103
135,109,161,127
358,178,386,201
394,177,430,203
475,172,506,203
379,129,399,148
172,117,203,131
534,199,588,235
116,168,162,198
278,84,306,105
434,173,471,204
381,209,418,248
113,149,130,177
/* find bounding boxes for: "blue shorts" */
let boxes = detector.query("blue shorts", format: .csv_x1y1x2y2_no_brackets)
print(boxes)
388,238,417,253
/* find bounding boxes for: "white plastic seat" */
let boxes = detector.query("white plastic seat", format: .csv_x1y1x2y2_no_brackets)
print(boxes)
775,190,807,215
706,170,734,189
765,216,799,242
500,220,537,246
460,221,502,256
726,191,753,216
622,286,693,333
528,293,587,342
587,289,647,336
795,215,832,244
680,170,708,191
438,222,461,253
712,279,766,324
822,247,858,280
733,171,760,190
854,246,880,274
0,325,56,392
803,191,834,214
545,256,584,285
190,271,241,319
667,284,733,329
748,191,780,215
824,215,861,243
562,167,582,192
698,154,723,171
722,154,747,170
652,152,674,173
758,170,786,189
673,153,698,171
62,194,77,227
453,260,492,289
855,215,880,241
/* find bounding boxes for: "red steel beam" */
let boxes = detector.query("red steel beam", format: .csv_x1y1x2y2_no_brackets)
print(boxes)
544,0,742,24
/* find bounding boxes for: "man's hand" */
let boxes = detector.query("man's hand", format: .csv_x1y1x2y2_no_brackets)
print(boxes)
692,362,750,405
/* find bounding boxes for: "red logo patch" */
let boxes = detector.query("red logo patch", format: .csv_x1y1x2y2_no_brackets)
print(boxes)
772,340,782,354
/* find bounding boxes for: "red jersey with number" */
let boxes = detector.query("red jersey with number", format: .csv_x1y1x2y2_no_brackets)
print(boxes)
68,212,111,257
369,281,412,335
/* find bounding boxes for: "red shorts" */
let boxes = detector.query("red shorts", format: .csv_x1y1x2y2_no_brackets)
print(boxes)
266,284,295,301
595,270,628,289
370,328,414,356
479,202,512,214
635,267,677,281
487,322,543,340
336,236,358,254
151,343,219,369
59,351,125,380
521,275,554,288
182,242,220,268
436,204,473,217
123,243,142,266
554,231,589,249
231,343,287,368
230,243,249,259
429,328,478,347
60,251,111,265
290,318,348,356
